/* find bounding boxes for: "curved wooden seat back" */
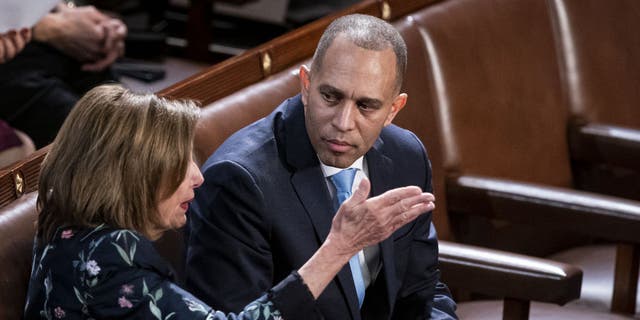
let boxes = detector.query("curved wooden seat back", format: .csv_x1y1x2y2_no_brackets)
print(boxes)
410,0,572,188
549,0,640,127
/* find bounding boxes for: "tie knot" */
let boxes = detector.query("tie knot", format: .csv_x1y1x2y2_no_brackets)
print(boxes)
330,168,358,195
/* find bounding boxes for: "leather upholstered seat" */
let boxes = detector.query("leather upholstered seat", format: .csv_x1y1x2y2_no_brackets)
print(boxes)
404,0,640,317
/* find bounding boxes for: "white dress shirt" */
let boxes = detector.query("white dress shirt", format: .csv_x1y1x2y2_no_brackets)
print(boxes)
319,156,382,289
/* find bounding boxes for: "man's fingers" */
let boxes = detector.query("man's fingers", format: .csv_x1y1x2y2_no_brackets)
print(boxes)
383,191,434,233
2,33,16,61
102,20,124,50
375,186,426,207
390,201,433,228
10,31,26,53
19,28,31,43
83,34,123,71
117,41,125,57
113,20,127,40
346,177,370,206
101,24,114,52
55,3,68,12
394,192,434,213
83,6,110,24
0,36,6,63
82,51,116,71
92,24,106,44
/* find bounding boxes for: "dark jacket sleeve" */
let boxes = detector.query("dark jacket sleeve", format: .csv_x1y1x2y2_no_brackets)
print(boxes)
185,160,322,319
86,229,316,320
392,132,457,320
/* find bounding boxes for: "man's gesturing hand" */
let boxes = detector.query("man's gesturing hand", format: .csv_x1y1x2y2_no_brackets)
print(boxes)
326,177,435,257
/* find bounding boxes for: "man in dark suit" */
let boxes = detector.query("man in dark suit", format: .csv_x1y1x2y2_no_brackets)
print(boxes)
186,14,457,319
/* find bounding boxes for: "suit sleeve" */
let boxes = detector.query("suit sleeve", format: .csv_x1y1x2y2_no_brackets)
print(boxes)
185,160,321,319
392,133,457,320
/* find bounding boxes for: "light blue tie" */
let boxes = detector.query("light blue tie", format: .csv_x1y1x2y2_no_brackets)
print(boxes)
329,168,366,308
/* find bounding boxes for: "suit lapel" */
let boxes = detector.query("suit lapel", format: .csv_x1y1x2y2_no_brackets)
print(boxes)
281,95,335,245
290,167,362,320
290,168,333,244
281,96,361,319
366,139,397,317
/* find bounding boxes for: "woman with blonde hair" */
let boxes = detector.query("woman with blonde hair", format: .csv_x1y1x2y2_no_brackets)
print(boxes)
24,84,433,319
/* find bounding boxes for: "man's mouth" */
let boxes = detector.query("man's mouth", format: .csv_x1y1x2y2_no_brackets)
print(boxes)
324,138,353,153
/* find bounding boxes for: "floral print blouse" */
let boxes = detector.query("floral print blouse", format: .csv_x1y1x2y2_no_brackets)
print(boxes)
24,225,316,319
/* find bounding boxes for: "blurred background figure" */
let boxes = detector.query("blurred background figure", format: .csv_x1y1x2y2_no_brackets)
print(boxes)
0,2,126,149
0,28,35,168
0,0,360,160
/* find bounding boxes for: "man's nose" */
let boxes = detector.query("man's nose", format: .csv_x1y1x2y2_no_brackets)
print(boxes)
332,102,356,131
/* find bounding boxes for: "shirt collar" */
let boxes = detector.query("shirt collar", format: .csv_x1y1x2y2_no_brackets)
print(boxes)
319,156,365,178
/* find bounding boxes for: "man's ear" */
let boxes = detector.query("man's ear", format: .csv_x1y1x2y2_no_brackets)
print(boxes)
299,65,311,106
384,93,408,126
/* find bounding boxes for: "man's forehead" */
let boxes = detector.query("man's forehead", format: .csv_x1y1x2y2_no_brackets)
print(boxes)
314,34,395,68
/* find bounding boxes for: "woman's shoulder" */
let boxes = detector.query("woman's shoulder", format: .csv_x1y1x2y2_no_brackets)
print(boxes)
50,225,167,274
70,225,144,241
58,225,147,248
76,226,165,268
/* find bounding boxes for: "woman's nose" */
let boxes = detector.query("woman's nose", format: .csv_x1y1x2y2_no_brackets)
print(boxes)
191,161,204,188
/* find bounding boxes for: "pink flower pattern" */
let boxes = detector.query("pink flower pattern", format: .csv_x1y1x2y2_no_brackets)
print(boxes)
118,296,133,309
53,306,66,318
120,284,134,295
61,230,74,239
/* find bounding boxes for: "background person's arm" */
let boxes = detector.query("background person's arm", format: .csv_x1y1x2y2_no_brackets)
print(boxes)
0,28,30,63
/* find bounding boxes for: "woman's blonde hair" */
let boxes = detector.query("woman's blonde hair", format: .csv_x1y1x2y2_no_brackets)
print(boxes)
37,84,199,242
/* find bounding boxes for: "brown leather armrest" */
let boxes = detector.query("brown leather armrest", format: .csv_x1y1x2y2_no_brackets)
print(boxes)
446,175,640,243
570,122,640,170
439,240,582,305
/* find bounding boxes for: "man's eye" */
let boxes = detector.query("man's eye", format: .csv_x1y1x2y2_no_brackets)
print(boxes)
357,102,370,110
321,92,337,103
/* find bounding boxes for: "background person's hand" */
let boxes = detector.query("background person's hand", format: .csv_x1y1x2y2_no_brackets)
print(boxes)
33,5,127,71
0,28,31,63
326,178,435,257
81,17,126,71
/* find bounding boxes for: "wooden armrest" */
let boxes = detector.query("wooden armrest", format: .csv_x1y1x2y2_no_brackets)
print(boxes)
570,122,640,170
446,175,640,243
439,240,582,305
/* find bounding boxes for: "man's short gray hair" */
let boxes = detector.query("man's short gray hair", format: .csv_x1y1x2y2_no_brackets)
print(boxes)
311,14,407,92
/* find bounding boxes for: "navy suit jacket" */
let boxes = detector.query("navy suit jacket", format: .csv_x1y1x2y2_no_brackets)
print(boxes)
186,95,457,319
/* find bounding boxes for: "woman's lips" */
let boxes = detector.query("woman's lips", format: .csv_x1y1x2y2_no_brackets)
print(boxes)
180,199,193,211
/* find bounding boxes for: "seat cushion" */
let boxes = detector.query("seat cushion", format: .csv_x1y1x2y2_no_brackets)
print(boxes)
549,244,640,314
457,300,634,319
